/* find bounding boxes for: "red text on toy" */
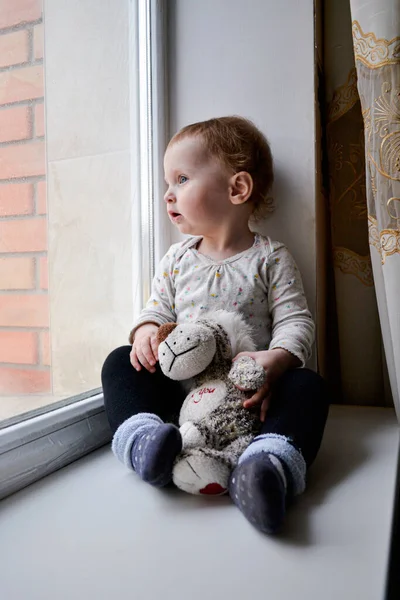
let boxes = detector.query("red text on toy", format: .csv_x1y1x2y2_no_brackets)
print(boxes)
191,387,216,404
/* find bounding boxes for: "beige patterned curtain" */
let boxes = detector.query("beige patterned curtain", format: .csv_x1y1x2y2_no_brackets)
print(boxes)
316,0,399,409
348,0,400,416
317,0,389,406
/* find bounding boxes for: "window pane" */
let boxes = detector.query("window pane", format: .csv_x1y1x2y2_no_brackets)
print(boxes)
0,0,139,426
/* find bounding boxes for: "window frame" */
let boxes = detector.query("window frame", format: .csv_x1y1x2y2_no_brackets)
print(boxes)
0,0,168,500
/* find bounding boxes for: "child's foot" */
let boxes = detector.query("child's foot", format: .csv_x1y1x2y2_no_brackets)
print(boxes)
229,454,287,534
112,413,182,487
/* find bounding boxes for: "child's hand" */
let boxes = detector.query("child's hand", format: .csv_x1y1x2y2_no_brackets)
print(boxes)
232,349,300,422
130,323,160,373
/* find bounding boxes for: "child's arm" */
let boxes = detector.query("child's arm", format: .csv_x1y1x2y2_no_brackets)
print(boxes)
233,244,314,421
266,244,315,366
128,246,180,372
129,247,178,344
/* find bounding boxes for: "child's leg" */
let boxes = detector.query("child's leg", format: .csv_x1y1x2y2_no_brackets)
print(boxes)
102,346,186,486
229,368,331,533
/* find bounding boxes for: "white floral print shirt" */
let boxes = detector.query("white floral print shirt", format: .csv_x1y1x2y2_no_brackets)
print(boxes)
131,233,314,366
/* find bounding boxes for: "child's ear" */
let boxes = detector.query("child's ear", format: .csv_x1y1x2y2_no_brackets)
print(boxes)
229,171,253,205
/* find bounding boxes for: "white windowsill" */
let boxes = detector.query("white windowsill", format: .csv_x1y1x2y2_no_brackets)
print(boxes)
0,405,398,600
0,393,111,500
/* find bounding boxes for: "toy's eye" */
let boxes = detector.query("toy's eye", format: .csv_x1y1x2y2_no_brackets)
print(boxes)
187,337,190,341
162,353,165,356
174,342,176,345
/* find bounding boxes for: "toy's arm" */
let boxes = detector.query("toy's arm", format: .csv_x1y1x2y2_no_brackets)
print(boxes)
180,420,223,451
180,421,206,450
228,356,266,390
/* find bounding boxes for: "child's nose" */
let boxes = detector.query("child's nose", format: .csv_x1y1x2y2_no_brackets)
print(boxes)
164,188,176,203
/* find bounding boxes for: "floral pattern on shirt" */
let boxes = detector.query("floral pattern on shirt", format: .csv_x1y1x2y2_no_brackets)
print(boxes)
131,233,315,366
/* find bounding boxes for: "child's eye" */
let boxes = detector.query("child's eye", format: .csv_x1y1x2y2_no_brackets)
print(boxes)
178,175,188,184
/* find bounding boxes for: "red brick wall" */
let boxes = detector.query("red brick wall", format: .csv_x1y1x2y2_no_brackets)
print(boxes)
0,0,50,394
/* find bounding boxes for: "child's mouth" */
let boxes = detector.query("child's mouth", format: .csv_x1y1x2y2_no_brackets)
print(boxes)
169,211,182,221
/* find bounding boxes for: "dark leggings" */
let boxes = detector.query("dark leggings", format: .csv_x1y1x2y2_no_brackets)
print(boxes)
102,346,331,468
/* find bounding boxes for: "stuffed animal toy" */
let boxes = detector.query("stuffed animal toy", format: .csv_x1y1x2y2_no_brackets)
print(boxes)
156,310,266,496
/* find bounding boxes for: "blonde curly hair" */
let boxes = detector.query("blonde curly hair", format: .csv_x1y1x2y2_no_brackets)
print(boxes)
169,115,274,221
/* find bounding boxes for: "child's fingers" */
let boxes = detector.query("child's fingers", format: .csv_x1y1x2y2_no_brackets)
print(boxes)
129,347,141,371
243,382,270,409
136,340,156,373
243,389,264,409
234,384,248,391
136,348,155,373
150,335,159,361
142,337,157,366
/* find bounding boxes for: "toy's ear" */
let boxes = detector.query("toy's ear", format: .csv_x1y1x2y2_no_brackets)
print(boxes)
157,322,178,344
206,310,256,356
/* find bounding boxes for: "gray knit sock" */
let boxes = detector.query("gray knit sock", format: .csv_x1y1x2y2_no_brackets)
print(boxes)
238,433,306,495
229,434,306,534
112,413,182,487
229,453,287,534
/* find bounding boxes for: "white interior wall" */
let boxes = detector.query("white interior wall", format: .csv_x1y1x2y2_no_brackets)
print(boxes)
168,0,316,365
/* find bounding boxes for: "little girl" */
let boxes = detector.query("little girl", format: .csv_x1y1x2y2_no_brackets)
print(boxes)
102,116,330,534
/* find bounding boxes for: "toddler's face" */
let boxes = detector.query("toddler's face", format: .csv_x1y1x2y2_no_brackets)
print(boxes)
163,136,233,236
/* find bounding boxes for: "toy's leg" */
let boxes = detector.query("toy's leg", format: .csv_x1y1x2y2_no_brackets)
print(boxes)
173,450,231,496
173,434,252,496
102,346,185,486
230,368,331,534
173,454,230,496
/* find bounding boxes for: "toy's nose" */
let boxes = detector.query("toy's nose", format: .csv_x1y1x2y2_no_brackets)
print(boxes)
160,343,176,372
160,338,199,373
161,339,188,371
